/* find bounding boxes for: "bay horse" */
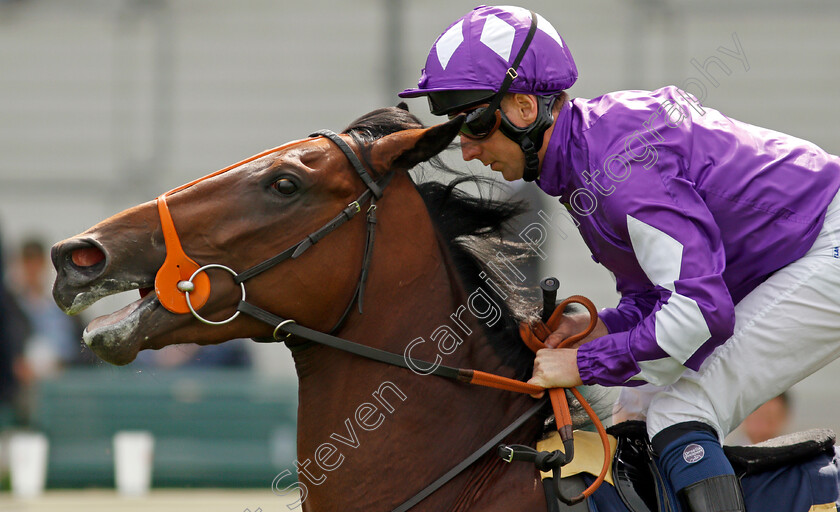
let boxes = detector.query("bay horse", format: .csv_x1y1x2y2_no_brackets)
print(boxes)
51,106,840,511
52,106,559,511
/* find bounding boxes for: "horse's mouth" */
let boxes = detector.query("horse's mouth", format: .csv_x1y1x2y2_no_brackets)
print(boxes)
51,238,177,364
83,290,159,365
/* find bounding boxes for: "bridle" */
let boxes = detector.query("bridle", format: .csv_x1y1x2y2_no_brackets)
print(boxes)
152,129,610,510
154,130,388,333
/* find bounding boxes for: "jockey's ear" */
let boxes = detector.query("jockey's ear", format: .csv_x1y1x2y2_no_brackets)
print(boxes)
367,115,464,175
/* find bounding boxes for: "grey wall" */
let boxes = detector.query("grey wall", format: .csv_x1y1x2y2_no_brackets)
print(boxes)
1,0,839,433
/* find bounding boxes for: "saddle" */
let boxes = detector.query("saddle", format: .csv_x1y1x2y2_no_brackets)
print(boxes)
537,420,837,512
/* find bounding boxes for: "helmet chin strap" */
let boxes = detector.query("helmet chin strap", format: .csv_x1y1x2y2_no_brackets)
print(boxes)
499,95,557,182
520,138,541,183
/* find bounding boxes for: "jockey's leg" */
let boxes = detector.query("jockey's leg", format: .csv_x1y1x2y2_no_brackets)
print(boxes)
645,191,840,511
653,423,744,511
612,383,666,423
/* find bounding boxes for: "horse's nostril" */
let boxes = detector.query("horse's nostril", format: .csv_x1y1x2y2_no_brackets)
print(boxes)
71,247,106,268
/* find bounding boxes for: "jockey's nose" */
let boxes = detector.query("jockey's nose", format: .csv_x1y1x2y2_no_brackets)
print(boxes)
459,135,482,162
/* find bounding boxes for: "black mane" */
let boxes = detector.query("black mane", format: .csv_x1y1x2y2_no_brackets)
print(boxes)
343,105,538,380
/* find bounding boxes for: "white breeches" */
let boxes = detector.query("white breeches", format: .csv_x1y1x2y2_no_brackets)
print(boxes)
615,190,840,442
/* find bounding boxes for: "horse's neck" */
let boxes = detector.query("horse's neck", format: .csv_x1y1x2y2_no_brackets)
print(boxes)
292,177,540,510
292,273,538,511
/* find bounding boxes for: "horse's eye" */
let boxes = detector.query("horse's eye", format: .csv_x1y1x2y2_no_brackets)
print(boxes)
272,177,298,195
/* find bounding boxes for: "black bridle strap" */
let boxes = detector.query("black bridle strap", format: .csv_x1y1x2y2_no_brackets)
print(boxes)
239,129,392,344
239,300,464,381
234,130,391,285
235,242,300,285
234,194,369,284
325,198,379,333
311,129,383,199
392,397,548,512
357,199,377,312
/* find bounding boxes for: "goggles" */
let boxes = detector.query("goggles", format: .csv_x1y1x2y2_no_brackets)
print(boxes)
449,105,502,140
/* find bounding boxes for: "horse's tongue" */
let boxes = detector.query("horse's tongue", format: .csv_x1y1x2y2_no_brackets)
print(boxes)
86,296,147,335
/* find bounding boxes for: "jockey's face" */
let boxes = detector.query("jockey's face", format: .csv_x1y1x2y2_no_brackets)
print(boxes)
457,94,545,182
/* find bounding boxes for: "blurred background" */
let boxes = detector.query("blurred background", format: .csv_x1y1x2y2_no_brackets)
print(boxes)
0,0,839,509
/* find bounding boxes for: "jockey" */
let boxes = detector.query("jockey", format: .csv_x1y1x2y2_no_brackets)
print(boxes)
400,5,840,512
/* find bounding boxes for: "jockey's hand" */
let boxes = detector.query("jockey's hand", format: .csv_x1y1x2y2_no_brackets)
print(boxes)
544,312,608,348
527,348,583,397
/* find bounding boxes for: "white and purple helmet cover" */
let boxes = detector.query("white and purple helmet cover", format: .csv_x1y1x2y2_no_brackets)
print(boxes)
400,5,577,100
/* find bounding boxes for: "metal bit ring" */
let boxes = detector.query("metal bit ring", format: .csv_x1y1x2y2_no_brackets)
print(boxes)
184,264,246,325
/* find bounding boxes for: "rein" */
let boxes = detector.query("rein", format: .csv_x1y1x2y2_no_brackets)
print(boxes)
152,129,609,510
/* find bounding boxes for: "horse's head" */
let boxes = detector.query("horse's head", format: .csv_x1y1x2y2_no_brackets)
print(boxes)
52,107,463,365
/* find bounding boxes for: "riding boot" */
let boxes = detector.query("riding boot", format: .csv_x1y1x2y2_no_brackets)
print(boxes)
676,474,746,512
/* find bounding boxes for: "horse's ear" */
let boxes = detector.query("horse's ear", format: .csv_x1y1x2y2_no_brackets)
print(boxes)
368,115,464,174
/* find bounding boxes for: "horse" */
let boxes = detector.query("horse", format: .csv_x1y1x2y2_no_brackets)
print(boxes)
51,105,840,511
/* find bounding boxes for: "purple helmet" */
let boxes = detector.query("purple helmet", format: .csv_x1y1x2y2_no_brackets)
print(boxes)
399,5,577,114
